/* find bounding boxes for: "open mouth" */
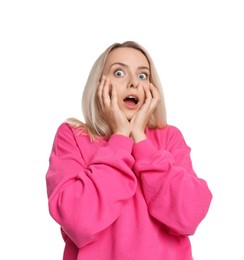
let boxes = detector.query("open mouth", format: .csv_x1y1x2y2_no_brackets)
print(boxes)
123,95,139,105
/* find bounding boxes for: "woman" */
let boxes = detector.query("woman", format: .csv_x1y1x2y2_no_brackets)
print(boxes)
46,41,212,260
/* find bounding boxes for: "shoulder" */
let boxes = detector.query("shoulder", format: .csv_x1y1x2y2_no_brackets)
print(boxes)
51,122,76,149
147,124,184,139
161,124,183,135
56,122,87,137
55,122,100,148
53,122,84,146
146,125,188,150
57,122,71,131
51,122,91,155
55,122,74,137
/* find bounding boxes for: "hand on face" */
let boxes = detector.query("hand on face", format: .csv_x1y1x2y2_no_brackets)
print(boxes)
97,76,160,142
130,83,160,142
97,76,132,137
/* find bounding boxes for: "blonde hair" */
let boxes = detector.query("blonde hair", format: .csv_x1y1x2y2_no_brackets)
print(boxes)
67,41,167,140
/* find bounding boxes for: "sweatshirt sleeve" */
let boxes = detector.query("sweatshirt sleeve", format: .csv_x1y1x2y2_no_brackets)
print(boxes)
132,126,212,236
46,123,137,248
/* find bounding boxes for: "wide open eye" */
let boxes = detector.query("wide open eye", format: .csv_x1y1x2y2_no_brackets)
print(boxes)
114,70,125,77
138,73,148,80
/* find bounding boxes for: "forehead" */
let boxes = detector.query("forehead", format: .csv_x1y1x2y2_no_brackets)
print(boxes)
105,47,149,67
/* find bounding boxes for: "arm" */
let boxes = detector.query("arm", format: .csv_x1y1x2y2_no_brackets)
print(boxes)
46,123,137,248
132,127,212,236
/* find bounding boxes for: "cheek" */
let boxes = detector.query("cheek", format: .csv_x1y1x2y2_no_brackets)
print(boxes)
139,89,146,102
110,77,126,87
142,81,150,89
115,88,124,102
109,79,126,95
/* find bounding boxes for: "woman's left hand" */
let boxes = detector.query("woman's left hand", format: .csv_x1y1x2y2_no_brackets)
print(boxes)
130,83,160,143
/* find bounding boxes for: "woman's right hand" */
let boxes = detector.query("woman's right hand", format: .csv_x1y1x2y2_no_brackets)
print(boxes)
97,76,131,137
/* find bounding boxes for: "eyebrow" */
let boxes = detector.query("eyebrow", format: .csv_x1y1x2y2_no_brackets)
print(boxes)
109,62,150,71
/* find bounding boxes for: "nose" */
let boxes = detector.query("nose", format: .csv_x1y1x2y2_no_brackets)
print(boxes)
127,75,139,89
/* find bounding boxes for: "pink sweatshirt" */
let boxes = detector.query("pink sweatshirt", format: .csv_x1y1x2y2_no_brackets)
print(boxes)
46,123,212,260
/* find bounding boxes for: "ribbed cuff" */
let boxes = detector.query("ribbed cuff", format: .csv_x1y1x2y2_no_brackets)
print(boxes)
132,139,157,160
107,134,134,153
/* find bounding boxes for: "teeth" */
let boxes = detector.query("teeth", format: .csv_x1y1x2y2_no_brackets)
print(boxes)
128,95,137,100
124,95,138,104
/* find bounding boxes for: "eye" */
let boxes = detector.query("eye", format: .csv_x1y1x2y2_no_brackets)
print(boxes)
138,73,148,80
114,69,125,77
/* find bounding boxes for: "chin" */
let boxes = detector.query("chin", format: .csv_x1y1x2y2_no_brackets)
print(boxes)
125,113,135,121
121,107,137,121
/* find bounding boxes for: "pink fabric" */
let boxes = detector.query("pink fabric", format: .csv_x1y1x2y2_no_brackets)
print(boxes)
46,123,212,260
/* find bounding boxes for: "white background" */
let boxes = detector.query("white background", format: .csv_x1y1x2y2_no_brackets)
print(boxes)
0,0,243,259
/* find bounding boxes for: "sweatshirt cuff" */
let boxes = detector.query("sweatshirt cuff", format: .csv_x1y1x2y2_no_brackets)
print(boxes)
132,139,157,160
107,134,134,153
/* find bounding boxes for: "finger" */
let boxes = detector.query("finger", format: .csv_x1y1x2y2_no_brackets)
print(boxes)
149,83,160,108
97,75,106,109
141,84,152,110
102,76,111,108
149,83,159,98
110,84,119,108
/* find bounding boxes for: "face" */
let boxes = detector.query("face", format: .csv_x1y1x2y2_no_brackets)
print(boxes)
102,47,150,120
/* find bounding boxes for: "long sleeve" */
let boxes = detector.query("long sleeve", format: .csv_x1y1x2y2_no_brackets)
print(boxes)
132,126,212,236
46,123,137,248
